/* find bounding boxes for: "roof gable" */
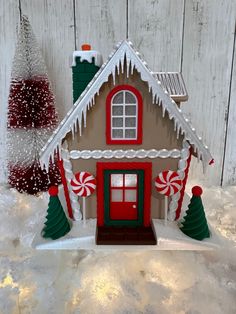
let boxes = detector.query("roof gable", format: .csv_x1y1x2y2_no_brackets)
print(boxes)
40,40,212,170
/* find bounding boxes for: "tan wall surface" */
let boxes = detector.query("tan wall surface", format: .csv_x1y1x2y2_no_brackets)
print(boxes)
71,158,179,219
67,69,183,219
67,69,184,151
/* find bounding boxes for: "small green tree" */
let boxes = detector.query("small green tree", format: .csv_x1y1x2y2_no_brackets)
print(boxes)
42,186,71,240
179,186,210,241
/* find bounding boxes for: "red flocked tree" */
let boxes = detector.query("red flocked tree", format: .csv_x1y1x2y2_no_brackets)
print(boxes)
7,16,61,194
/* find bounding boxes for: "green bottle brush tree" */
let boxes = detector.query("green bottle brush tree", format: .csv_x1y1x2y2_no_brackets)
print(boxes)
179,186,210,241
42,186,71,240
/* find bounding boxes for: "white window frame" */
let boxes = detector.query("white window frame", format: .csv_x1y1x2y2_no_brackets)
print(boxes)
111,90,138,140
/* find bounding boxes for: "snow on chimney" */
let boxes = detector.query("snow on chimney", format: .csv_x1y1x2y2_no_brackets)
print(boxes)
71,44,103,103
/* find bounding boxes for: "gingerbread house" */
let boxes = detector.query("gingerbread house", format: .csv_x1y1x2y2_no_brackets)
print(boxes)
40,40,213,245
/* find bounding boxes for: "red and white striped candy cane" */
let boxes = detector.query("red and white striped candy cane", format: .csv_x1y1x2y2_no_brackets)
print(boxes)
71,172,96,225
155,171,182,225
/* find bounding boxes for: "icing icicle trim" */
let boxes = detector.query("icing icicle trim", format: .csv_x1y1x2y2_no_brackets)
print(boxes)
40,40,212,171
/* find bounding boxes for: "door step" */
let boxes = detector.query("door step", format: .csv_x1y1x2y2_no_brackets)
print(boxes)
96,224,157,245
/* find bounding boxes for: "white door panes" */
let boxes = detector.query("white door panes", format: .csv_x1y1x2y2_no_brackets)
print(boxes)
125,117,136,127
111,189,123,202
125,105,136,116
125,129,136,139
125,174,137,187
113,92,123,103
125,92,136,103
125,190,137,202
111,174,123,187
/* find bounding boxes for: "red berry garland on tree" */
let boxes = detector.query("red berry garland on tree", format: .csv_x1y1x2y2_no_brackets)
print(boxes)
7,16,61,194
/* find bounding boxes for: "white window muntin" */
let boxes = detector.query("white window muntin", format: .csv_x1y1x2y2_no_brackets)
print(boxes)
111,90,138,140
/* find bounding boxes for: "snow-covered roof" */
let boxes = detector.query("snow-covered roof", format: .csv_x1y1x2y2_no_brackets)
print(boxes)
155,72,188,102
40,40,212,170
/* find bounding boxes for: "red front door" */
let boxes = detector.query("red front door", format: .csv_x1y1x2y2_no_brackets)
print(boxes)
110,173,138,220
96,162,152,227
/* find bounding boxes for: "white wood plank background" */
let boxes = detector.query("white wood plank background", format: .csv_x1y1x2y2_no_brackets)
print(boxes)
75,0,127,60
20,0,75,119
222,24,236,186
128,0,184,71
0,0,19,184
181,0,236,186
0,0,236,186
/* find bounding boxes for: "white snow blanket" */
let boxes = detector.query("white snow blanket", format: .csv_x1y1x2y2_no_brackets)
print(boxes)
0,181,235,313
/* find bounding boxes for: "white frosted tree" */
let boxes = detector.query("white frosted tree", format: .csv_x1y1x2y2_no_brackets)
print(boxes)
7,16,61,194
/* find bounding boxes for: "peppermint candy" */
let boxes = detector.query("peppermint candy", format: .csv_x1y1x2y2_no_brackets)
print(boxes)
71,171,96,197
155,171,181,196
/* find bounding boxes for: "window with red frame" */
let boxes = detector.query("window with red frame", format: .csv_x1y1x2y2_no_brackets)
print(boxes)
106,85,143,144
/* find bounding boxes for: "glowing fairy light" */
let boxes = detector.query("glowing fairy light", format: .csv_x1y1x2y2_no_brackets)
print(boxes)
147,258,196,292
0,273,18,289
71,293,80,306
82,270,122,306
66,291,81,311
0,272,35,313
19,285,35,299
92,277,121,304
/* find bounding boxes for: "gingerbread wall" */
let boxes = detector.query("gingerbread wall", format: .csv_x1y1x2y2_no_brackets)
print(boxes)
66,68,184,219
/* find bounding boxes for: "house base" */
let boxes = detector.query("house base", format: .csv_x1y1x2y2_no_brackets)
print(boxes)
32,218,222,251
96,223,157,245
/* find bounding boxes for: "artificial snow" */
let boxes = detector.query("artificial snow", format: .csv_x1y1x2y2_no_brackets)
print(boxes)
12,16,47,80
32,218,222,251
0,181,236,313
71,50,103,68
32,187,222,251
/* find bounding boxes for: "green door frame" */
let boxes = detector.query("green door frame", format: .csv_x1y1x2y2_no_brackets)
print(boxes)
104,169,144,226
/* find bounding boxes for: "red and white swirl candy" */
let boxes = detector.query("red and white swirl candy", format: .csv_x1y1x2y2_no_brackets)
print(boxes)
155,171,181,196
71,171,96,197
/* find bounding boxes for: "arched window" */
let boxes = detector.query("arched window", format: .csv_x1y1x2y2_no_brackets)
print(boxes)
106,85,143,144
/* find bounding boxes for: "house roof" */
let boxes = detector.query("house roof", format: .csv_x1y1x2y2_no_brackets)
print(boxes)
40,40,212,170
155,72,188,102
